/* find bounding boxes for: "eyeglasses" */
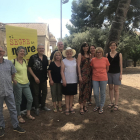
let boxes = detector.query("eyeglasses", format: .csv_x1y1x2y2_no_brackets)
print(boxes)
38,48,45,50
0,51,4,53
59,44,63,46
96,52,101,54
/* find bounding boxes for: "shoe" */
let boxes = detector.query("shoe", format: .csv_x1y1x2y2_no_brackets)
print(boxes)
0,127,5,137
35,108,40,116
41,106,51,111
13,126,26,133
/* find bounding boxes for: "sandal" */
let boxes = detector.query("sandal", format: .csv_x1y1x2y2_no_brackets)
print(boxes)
65,110,70,115
53,108,57,113
93,107,99,112
83,106,88,112
114,105,119,111
108,103,114,108
99,109,103,114
70,108,75,114
26,115,35,120
18,116,25,123
80,108,84,115
58,107,62,112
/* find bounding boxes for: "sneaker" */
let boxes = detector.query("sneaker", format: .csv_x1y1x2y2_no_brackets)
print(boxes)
13,126,26,133
41,106,51,111
0,127,4,137
35,108,40,116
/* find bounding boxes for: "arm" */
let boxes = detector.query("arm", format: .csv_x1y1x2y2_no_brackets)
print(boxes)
119,53,123,80
48,70,54,86
106,66,109,72
61,61,66,87
77,53,82,82
28,67,40,84
12,74,17,85
106,53,108,58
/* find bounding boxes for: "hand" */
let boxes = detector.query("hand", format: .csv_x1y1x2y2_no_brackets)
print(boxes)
50,80,54,86
34,77,40,84
13,80,17,85
79,76,82,83
119,74,122,81
62,80,67,87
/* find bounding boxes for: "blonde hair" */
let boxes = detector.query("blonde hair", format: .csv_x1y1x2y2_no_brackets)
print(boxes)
52,51,62,62
95,47,104,57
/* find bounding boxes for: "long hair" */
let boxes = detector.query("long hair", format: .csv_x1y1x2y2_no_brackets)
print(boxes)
80,42,90,55
52,51,62,62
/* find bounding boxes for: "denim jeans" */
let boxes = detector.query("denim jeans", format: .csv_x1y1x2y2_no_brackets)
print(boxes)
92,80,107,108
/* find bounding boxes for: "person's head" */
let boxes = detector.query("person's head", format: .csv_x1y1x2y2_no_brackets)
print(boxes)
37,44,45,55
109,41,117,51
57,41,64,51
0,46,5,59
62,47,76,58
80,42,90,55
95,47,104,58
16,46,27,58
52,51,62,62
90,45,96,55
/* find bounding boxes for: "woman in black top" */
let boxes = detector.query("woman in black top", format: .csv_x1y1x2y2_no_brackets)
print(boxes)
106,41,122,111
48,51,62,113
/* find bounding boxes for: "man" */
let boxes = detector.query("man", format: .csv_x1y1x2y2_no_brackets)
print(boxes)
50,41,65,62
28,44,50,116
0,46,26,137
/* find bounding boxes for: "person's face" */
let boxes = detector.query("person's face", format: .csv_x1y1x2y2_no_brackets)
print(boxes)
37,45,45,54
17,49,25,58
0,47,5,59
58,42,64,50
90,46,96,54
55,53,61,61
83,44,89,52
109,43,117,51
96,50,102,58
66,50,73,58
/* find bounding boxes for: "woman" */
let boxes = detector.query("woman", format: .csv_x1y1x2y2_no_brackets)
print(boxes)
90,47,110,114
77,42,92,115
106,41,122,111
61,47,77,115
12,46,35,123
48,51,62,113
88,45,96,106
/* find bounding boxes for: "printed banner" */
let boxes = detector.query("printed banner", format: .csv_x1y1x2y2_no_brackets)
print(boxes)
6,25,37,60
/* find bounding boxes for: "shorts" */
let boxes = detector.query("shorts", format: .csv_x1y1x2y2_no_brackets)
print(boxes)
108,73,121,85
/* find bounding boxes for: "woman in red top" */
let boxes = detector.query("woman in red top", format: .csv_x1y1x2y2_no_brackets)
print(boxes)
90,47,110,114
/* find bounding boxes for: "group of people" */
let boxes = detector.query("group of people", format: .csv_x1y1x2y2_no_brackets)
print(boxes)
0,40,122,137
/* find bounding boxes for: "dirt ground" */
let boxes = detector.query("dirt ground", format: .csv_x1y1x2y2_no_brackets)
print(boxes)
1,67,140,140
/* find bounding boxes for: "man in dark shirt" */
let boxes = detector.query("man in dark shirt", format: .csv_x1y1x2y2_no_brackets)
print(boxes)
28,44,50,116
50,41,65,62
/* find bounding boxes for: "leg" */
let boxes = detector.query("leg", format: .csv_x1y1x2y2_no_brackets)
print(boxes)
40,81,47,108
65,95,70,115
99,81,107,109
0,97,5,128
114,85,119,110
5,94,19,128
93,81,100,107
57,83,62,109
109,84,114,104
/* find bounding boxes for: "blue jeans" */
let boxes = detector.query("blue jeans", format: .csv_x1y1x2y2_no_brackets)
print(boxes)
0,94,19,128
92,80,107,108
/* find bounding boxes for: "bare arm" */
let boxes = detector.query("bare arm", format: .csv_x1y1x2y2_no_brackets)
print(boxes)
61,61,66,86
12,74,17,85
77,53,82,82
28,67,40,84
106,66,109,72
106,53,108,58
119,53,123,80
48,70,54,86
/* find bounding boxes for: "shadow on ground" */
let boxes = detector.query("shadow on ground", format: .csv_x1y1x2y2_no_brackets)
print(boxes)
1,83,140,140
123,67,140,74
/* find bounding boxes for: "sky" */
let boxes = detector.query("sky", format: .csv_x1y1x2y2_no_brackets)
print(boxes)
0,0,73,39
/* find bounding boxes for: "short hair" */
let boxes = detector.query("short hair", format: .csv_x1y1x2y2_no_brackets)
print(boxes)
95,47,104,57
0,46,5,51
80,42,90,55
52,51,62,62
16,46,27,56
37,44,45,48
90,45,96,49
109,41,118,47
57,41,63,46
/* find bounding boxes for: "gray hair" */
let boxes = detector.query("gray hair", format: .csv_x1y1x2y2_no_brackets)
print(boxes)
57,41,63,46
37,44,45,48
0,46,5,51
16,46,27,56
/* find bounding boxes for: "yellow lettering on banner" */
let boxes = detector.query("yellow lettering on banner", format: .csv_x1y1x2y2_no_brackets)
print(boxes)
6,25,38,60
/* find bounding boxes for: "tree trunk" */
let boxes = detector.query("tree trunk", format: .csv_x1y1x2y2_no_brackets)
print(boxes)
104,0,131,55
134,60,137,67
